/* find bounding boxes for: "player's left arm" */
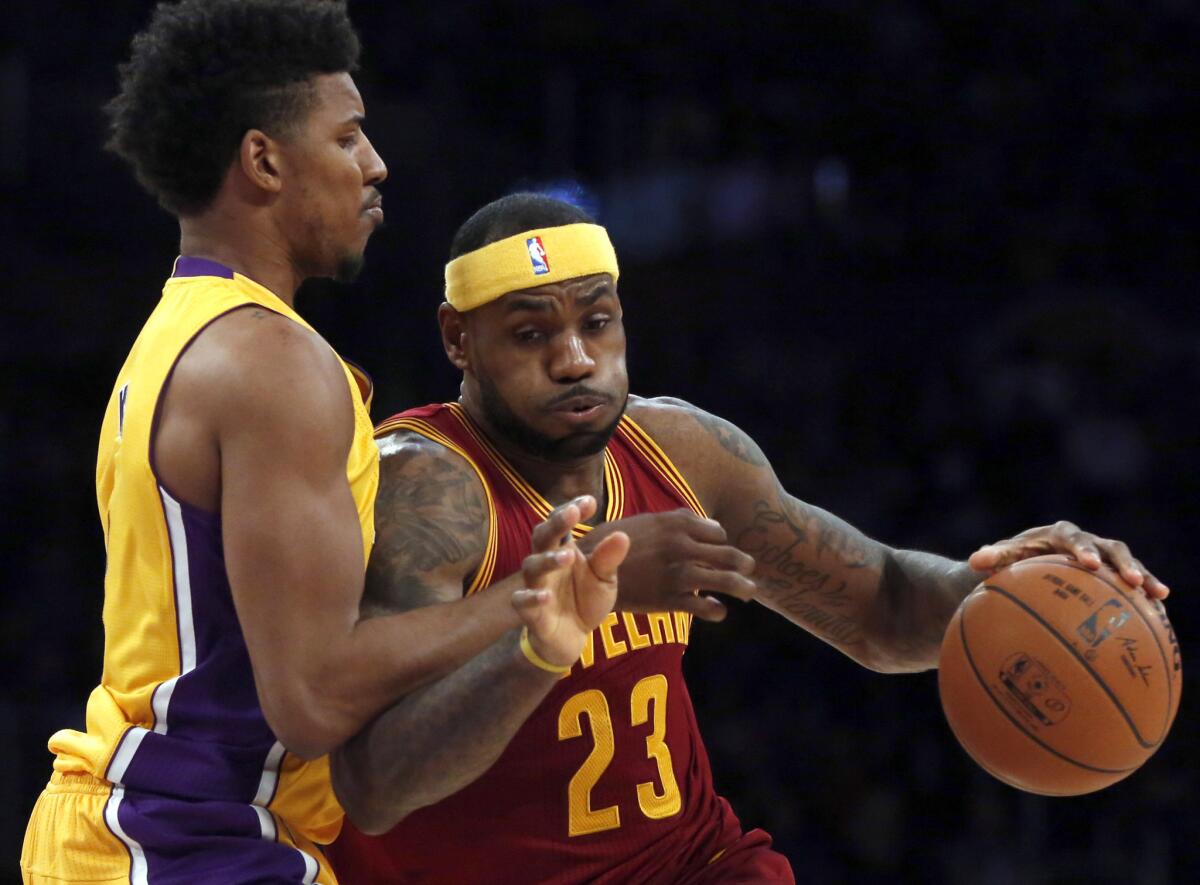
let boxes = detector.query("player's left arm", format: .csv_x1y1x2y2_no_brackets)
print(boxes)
631,397,1167,673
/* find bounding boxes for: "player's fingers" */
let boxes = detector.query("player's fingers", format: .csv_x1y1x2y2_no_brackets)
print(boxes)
685,541,757,576
531,498,588,551
1090,537,1141,586
969,537,1060,571
1141,568,1170,599
967,543,1022,571
677,562,757,601
573,494,599,525
676,511,729,544
586,531,630,582
674,592,729,623
1059,531,1104,570
1121,555,1168,598
511,588,551,612
523,548,575,589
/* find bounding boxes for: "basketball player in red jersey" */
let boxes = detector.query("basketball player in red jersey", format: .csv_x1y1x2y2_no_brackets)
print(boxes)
327,194,1168,884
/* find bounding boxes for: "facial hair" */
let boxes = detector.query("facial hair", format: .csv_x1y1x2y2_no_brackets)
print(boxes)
477,371,627,462
334,252,365,284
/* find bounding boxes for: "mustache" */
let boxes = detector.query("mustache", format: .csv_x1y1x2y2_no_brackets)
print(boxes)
362,188,382,210
545,385,613,408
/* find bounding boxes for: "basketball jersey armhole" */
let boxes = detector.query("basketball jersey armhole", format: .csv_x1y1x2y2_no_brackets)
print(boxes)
616,415,708,518
373,416,499,597
148,303,260,516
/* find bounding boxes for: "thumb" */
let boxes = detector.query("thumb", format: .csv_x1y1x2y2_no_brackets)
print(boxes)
587,531,630,582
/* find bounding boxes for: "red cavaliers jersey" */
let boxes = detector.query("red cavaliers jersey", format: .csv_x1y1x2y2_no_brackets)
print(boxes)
329,402,750,884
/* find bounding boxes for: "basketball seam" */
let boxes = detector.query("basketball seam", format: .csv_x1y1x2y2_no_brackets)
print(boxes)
983,584,1158,749
1048,559,1175,735
956,609,1139,776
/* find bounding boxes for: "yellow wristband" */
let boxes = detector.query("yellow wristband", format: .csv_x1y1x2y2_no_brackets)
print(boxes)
519,627,573,675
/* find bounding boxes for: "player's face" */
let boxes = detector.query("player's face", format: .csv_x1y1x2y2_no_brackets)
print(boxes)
276,73,387,282
464,274,629,461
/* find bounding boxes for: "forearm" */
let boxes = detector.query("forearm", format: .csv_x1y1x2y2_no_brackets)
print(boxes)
331,627,559,835
861,549,982,673
263,576,522,758
315,578,523,753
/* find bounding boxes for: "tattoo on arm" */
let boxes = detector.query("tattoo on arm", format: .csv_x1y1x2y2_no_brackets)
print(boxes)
687,408,769,466
734,484,881,648
362,435,486,617
332,628,559,832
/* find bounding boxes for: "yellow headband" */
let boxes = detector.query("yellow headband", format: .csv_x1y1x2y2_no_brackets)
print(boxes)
445,222,619,312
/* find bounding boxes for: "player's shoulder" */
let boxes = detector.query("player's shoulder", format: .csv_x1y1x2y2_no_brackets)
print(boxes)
374,425,488,499
626,395,740,449
625,395,701,433
180,306,350,436
626,395,769,474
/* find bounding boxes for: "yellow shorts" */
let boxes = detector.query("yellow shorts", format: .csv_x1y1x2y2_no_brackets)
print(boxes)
21,771,337,884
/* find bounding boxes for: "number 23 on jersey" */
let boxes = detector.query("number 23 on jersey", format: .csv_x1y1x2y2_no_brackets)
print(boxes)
557,674,682,837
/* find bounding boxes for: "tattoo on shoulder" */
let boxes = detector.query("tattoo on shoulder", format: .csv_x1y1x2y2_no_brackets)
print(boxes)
363,438,487,614
687,408,769,466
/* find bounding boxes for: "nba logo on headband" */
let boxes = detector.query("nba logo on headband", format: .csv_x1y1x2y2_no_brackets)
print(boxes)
526,236,550,275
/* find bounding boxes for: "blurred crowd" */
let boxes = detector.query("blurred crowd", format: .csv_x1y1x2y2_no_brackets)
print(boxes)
3,2,1197,881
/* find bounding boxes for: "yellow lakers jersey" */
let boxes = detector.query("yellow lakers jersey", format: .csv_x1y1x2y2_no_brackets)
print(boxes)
42,256,377,880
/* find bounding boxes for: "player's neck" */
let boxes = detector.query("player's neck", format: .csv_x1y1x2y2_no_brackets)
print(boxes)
505,447,607,517
178,218,302,307
459,399,607,515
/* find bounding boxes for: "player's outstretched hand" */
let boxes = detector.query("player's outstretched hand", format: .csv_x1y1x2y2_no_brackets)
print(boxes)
581,509,757,622
512,496,630,669
968,520,1169,599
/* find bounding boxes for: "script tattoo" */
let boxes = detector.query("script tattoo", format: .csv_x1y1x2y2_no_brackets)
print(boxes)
735,493,875,646
688,409,769,466
363,436,486,616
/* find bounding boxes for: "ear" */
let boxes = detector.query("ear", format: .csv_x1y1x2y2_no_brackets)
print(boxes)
438,302,470,371
237,129,284,197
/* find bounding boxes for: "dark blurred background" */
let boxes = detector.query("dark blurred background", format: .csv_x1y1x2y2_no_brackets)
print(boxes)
2,1,1197,882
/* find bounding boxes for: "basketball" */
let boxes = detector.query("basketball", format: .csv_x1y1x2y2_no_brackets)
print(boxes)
938,554,1181,796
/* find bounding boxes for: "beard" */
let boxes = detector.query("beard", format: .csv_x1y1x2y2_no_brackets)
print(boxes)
334,252,365,284
477,372,627,462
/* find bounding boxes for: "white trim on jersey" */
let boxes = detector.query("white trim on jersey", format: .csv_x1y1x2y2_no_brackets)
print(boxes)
160,487,198,674
104,786,149,885
107,726,148,785
253,741,287,809
253,740,321,880
150,488,197,737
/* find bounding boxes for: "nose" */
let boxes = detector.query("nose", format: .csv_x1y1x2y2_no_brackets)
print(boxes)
549,331,595,382
361,133,388,187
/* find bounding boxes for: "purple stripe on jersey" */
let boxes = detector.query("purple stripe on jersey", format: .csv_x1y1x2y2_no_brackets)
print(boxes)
122,495,277,802
117,789,313,884
173,256,235,279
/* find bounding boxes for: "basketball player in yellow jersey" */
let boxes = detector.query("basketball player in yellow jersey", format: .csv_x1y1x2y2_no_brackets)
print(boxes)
21,4,631,884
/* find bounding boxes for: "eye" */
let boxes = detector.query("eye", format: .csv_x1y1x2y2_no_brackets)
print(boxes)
338,132,360,149
583,314,611,331
515,328,546,343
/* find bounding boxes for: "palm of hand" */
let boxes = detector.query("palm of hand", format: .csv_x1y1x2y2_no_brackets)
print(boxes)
527,543,618,655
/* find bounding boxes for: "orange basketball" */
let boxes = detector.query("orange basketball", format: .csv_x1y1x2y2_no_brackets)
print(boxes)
938,554,1181,795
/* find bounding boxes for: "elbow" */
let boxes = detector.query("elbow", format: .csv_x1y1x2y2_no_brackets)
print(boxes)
259,685,355,760
330,749,414,836
853,635,939,675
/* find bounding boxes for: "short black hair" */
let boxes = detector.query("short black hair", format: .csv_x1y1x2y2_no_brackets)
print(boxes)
106,0,361,216
449,192,596,260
